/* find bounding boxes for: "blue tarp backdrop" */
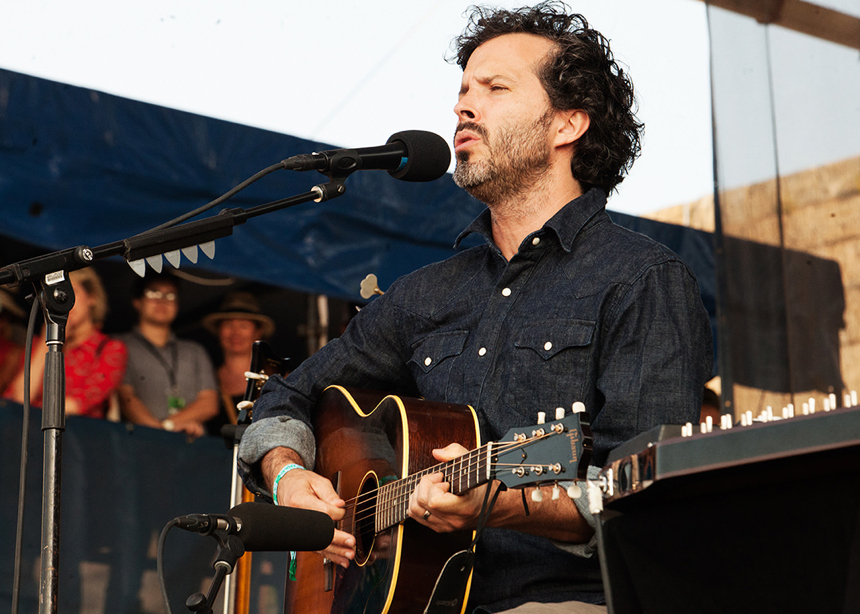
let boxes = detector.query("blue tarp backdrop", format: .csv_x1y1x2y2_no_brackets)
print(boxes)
0,67,485,300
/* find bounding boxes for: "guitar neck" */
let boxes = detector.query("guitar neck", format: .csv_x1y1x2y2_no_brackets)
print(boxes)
375,443,493,532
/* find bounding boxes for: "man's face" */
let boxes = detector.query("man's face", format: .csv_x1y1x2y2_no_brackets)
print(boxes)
452,33,559,205
135,280,179,326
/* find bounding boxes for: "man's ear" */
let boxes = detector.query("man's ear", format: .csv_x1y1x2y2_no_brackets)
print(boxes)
554,109,590,148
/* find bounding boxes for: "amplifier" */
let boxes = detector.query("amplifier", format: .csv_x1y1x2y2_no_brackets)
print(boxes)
593,406,860,614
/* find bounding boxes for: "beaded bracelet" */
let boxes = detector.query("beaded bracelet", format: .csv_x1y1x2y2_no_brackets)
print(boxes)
272,462,304,582
272,463,304,505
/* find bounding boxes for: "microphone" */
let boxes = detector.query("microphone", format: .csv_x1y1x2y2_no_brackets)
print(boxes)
175,502,334,552
282,130,451,182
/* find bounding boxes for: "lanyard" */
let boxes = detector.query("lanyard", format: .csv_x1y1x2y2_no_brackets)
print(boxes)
133,331,180,391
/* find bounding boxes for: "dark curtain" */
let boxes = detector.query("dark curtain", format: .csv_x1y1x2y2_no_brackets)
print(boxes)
0,402,288,613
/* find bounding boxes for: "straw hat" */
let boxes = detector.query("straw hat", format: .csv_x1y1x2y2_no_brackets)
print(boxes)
0,288,26,320
203,292,275,338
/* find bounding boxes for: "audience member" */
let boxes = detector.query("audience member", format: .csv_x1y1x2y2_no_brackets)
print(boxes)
117,274,218,438
0,288,25,394
202,291,276,437
4,268,127,418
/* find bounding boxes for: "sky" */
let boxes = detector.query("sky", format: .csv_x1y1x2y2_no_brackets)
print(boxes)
0,0,716,216
706,4,860,191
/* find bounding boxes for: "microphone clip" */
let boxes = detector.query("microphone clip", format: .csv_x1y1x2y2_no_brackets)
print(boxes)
320,149,364,181
176,513,238,537
283,149,364,182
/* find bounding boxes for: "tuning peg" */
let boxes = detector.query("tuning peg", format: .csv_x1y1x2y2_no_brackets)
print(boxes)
567,483,582,499
531,488,544,502
360,274,385,299
552,485,561,500
571,401,586,414
537,412,546,425
236,401,253,411
587,481,603,515
555,407,564,420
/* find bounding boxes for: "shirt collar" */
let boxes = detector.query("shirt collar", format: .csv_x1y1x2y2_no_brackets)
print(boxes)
454,187,607,253
133,326,177,347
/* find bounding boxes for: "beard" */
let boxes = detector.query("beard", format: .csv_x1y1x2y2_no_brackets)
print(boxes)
452,109,554,207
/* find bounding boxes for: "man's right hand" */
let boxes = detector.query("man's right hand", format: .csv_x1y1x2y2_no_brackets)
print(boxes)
263,448,356,568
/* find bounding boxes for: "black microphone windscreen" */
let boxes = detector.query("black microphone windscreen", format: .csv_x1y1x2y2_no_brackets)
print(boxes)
387,130,451,182
229,502,334,552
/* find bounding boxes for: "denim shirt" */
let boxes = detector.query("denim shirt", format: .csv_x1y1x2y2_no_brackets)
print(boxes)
238,188,713,611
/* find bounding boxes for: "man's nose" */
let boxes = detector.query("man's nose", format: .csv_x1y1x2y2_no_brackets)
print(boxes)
454,92,478,122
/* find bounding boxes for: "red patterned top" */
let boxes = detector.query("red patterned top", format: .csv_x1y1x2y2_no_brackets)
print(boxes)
25,331,128,419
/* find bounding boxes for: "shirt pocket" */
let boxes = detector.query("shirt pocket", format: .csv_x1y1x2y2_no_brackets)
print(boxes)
409,330,469,374
514,319,595,359
503,319,596,421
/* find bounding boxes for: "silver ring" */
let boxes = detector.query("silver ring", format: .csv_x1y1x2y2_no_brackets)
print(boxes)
422,509,431,521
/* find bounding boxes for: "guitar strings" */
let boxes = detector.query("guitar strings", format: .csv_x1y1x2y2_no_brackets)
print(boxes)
342,433,562,532
347,436,556,533
342,444,495,534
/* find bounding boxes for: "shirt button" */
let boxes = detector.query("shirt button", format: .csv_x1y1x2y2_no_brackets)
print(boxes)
424,357,432,366
544,341,553,351
478,347,487,356
532,237,541,246
502,287,512,297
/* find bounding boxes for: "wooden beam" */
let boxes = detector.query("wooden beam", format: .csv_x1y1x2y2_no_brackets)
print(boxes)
695,0,860,51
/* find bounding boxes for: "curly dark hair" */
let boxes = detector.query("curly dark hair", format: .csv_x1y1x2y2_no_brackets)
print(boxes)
450,1,643,195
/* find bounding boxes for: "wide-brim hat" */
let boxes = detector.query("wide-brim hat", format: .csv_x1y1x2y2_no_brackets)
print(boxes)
203,291,275,339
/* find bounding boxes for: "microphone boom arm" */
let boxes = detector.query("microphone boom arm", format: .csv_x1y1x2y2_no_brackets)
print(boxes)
0,181,346,287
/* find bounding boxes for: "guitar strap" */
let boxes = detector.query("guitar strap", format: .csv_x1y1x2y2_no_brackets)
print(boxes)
423,484,506,614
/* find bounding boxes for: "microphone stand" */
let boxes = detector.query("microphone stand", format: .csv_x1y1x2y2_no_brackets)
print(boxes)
185,532,246,614
1,178,347,613
35,274,75,614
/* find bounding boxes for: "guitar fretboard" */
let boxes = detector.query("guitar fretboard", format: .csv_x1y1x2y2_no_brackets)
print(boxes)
374,443,493,532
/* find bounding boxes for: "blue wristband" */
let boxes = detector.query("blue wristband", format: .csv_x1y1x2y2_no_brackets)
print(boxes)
272,463,304,505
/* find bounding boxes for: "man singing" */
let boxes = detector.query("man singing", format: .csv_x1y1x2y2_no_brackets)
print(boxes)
239,3,712,612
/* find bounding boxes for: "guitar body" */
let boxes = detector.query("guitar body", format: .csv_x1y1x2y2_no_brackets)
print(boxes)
285,386,481,614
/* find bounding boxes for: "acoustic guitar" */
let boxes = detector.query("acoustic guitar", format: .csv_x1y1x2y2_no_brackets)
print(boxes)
282,385,593,614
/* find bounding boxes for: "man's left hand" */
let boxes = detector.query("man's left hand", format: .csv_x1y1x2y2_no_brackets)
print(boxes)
407,443,491,532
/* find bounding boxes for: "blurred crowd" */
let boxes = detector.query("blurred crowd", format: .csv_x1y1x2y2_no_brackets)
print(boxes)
0,269,276,439
0,267,720,434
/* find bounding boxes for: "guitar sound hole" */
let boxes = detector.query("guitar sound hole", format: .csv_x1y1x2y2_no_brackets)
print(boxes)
354,473,378,565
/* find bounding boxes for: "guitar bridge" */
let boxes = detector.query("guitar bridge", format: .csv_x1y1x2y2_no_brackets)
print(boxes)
324,471,342,592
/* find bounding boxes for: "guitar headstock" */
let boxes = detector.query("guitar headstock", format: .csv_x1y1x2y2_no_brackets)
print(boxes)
492,404,592,495
238,341,290,424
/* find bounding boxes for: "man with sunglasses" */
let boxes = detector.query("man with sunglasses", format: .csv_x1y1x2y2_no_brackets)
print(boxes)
117,274,218,437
